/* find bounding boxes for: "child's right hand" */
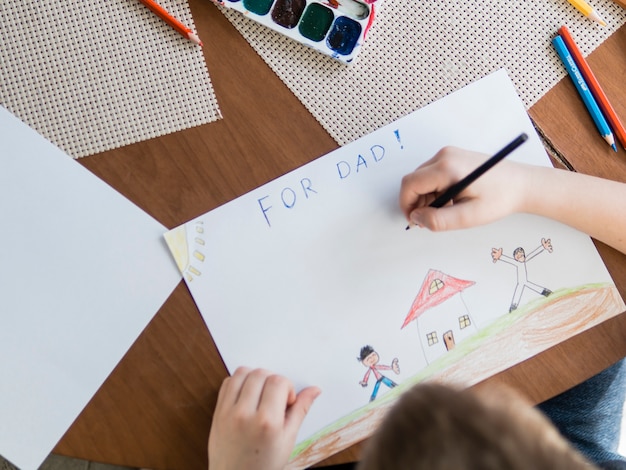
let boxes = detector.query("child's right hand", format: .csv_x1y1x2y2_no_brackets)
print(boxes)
399,146,529,231
208,367,320,470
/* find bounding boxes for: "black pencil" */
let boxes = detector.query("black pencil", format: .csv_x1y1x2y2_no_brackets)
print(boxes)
406,132,528,229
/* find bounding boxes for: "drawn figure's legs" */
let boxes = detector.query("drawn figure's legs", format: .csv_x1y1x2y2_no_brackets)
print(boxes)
510,281,553,311
381,376,397,389
525,280,552,297
370,379,382,402
510,283,523,312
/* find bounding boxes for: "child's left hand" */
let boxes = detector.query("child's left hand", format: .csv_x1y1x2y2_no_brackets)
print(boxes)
208,367,321,470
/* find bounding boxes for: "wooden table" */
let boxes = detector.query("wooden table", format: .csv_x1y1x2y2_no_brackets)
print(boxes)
53,2,626,468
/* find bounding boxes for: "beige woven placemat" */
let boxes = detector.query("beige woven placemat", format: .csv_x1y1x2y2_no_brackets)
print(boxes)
0,0,221,159
221,0,626,145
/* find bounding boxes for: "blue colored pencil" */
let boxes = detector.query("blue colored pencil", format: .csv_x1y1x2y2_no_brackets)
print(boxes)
552,35,617,152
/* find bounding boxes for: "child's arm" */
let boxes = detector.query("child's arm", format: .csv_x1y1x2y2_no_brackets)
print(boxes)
399,146,626,255
208,367,320,470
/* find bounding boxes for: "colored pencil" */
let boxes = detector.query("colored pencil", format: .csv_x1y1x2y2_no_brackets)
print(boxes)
566,0,607,26
559,25,626,150
429,133,529,208
138,0,203,46
552,35,617,151
405,133,528,230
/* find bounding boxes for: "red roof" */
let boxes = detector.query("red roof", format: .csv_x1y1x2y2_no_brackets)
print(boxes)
401,269,475,329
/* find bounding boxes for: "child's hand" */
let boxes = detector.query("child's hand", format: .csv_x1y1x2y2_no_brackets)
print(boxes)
399,147,527,231
208,367,321,470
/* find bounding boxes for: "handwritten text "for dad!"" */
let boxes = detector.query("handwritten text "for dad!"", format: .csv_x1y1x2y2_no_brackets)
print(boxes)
256,143,390,227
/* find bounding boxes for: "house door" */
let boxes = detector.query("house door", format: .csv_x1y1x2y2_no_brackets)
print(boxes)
443,330,455,351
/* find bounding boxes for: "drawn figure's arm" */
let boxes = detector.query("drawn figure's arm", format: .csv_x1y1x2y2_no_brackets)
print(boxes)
526,239,553,262
392,357,400,375
525,246,544,261
492,248,516,266
360,369,371,387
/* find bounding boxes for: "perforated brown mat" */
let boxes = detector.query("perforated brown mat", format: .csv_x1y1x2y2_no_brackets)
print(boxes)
0,0,221,158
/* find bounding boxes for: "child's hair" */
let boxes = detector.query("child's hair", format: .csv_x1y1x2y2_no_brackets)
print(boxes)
357,382,594,470
358,345,374,362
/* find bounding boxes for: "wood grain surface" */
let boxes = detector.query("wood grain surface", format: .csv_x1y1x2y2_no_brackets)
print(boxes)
52,2,626,468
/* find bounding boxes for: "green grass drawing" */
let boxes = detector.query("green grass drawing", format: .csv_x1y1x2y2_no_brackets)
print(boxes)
291,282,611,458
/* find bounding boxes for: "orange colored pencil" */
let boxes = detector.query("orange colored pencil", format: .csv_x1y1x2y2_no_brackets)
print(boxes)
558,25,626,150
138,0,203,46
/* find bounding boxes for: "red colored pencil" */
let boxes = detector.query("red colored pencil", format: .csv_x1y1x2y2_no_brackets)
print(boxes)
558,25,626,150
138,0,203,46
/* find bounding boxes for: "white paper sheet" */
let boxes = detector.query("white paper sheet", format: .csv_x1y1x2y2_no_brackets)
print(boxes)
0,106,182,470
165,70,624,468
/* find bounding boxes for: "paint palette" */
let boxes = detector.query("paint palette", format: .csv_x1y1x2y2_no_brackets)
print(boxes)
213,0,380,63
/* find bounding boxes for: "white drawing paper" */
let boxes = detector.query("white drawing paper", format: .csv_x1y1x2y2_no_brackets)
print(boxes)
0,106,182,470
164,70,624,468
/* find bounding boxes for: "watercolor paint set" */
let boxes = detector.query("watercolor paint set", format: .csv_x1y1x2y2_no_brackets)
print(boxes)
213,0,380,63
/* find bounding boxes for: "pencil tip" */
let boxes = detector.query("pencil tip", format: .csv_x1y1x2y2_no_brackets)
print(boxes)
189,33,203,46
588,10,607,26
405,224,411,231
605,134,617,149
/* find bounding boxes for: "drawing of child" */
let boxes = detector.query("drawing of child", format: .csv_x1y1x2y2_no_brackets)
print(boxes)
358,345,400,402
491,237,553,312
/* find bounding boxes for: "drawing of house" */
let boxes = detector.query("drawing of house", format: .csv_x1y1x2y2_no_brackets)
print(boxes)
401,269,476,364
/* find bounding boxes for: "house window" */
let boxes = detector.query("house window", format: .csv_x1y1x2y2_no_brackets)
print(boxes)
429,278,444,295
426,331,438,346
459,315,471,329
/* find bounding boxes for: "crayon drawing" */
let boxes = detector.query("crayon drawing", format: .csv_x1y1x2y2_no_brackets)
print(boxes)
357,346,400,402
401,270,476,365
164,71,625,469
289,281,622,469
492,237,554,312
164,221,206,282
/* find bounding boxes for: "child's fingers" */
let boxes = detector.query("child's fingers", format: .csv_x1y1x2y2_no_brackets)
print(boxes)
409,198,492,232
399,164,455,219
234,368,273,413
284,386,321,437
257,374,296,418
215,366,252,412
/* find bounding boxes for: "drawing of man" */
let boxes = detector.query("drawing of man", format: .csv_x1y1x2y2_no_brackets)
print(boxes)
492,238,554,312
358,345,400,402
